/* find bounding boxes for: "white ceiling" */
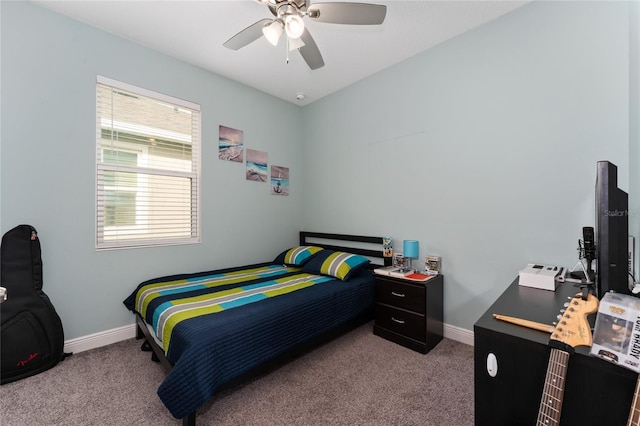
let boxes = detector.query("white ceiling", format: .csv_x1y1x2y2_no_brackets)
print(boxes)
32,0,530,105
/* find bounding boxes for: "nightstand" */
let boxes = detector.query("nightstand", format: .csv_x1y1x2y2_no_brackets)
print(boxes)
373,274,443,354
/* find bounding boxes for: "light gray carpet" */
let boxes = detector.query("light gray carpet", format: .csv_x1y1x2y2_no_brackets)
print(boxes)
0,322,474,425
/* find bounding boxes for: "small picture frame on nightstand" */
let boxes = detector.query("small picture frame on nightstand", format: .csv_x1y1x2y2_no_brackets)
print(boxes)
425,255,441,276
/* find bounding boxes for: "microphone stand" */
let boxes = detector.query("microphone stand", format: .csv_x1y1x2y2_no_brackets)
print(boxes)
569,239,595,285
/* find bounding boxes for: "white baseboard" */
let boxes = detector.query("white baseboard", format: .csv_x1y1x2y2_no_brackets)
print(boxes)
64,324,137,354
443,323,474,346
64,321,475,354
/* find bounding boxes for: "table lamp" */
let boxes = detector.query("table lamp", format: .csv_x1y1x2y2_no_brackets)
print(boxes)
403,240,419,273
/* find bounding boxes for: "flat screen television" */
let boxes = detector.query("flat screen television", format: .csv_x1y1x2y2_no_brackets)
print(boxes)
595,160,629,297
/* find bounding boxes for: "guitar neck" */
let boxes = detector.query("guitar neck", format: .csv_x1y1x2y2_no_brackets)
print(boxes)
537,348,571,426
628,375,640,426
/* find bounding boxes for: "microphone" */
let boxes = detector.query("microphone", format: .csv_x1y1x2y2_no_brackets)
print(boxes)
583,226,595,262
570,227,597,284
583,227,596,279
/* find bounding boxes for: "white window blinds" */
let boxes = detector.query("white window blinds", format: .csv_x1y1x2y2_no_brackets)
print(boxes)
96,76,201,249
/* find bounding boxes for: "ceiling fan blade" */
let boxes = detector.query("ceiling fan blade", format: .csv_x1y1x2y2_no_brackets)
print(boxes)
307,2,387,25
223,18,273,50
298,29,324,70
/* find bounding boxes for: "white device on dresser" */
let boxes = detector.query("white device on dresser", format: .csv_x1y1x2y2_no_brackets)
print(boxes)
518,263,565,291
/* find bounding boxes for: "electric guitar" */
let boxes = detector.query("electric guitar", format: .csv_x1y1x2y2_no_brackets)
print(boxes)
536,292,598,426
628,376,640,426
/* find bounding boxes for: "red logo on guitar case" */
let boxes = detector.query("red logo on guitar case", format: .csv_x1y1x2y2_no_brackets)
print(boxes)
16,353,38,367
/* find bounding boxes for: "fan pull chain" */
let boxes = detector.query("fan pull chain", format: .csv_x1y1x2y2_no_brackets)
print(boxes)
286,37,290,64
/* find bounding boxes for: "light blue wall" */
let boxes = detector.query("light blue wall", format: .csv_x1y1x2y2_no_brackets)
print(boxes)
301,1,633,330
0,1,304,339
0,2,2,237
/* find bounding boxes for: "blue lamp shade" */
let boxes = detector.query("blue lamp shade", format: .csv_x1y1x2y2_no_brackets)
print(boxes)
403,240,419,259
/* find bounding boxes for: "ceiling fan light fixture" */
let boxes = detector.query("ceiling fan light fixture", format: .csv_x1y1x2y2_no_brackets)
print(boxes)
284,14,304,39
226,0,387,70
262,20,284,46
288,36,305,51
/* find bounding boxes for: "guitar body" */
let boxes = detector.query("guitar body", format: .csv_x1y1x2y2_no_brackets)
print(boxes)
0,225,66,384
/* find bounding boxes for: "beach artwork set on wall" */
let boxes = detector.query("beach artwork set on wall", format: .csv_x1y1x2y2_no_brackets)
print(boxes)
219,125,289,196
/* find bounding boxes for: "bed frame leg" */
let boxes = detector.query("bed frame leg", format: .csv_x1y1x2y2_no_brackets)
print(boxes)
182,412,196,426
135,324,144,340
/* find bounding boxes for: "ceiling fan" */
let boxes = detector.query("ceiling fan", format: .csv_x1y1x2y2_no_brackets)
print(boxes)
223,0,387,70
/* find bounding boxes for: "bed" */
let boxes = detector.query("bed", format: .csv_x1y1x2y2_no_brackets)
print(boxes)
123,232,386,425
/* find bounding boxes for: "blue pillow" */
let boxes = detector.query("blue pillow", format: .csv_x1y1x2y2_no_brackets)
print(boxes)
302,250,370,281
274,246,324,266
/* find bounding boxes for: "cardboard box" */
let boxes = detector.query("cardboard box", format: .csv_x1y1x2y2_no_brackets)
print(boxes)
590,291,640,373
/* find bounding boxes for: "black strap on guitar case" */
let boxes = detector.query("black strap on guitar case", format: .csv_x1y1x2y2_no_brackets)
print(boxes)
1,224,67,384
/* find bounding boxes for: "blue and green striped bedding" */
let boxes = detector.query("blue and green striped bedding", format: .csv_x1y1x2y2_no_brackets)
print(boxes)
133,264,334,353
123,261,375,420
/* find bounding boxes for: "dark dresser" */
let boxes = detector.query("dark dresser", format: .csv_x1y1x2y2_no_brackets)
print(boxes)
474,278,638,425
373,274,443,354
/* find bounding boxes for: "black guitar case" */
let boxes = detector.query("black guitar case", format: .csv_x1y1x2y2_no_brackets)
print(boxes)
1,225,67,384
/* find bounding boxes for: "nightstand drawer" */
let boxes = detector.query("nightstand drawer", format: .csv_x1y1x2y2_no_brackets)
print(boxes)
376,279,425,313
375,304,425,342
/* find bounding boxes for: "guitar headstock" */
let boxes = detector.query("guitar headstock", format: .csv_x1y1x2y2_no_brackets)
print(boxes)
550,292,599,349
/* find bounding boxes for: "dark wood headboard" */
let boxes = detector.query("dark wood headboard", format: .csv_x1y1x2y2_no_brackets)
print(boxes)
299,232,386,267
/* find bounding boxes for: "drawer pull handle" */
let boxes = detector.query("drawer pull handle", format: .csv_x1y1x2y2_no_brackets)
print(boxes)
391,292,405,298
391,317,405,324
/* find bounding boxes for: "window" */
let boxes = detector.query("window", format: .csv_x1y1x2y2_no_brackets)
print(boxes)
96,76,201,249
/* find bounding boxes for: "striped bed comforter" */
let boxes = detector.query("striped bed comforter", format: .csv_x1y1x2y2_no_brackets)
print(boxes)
133,264,333,353
123,261,375,419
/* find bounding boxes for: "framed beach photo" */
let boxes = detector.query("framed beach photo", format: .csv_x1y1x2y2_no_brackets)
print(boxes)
219,125,243,162
246,149,268,182
271,166,289,195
